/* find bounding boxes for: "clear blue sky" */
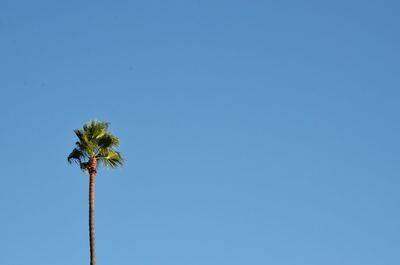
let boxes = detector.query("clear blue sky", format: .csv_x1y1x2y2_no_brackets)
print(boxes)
1,1,399,264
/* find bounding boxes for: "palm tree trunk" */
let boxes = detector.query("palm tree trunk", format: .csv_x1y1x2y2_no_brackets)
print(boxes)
89,161,97,265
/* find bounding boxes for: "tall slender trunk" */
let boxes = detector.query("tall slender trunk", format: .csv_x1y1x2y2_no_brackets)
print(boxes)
89,158,97,265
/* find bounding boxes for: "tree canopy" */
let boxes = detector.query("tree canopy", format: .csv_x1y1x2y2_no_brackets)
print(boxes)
67,120,124,170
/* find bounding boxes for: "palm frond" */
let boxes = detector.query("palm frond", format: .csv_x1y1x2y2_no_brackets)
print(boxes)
97,149,124,168
97,133,120,149
84,120,109,140
67,148,84,164
74,129,85,143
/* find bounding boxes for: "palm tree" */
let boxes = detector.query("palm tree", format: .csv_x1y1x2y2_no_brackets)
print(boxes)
68,120,123,265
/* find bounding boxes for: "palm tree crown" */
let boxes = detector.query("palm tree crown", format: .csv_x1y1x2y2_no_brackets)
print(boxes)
68,120,124,170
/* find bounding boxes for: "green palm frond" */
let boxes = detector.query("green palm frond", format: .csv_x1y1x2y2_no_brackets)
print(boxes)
67,148,84,164
98,133,120,149
97,150,124,168
68,120,124,171
84,120,109,140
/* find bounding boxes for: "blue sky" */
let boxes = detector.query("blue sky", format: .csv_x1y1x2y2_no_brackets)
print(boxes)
1,0,399,264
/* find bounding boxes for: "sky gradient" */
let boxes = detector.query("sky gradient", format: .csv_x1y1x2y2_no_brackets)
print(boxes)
1,1,399,264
